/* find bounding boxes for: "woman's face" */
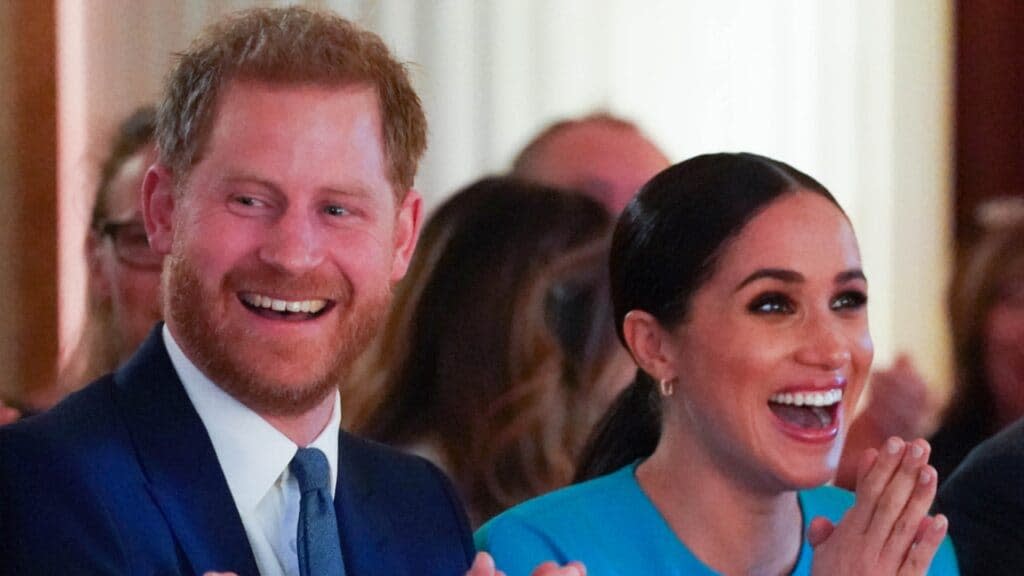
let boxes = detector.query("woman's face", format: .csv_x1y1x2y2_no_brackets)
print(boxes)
983,262,1024,428
662,191,873,490
90,143,164,360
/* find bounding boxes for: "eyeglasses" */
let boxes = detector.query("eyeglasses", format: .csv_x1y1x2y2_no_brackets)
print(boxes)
98,219,164,270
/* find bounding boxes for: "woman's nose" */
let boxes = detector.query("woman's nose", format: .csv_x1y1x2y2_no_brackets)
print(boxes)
795,316,852,371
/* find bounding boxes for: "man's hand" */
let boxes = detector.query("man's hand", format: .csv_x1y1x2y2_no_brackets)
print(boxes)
810,438,947,576
467,552,586,576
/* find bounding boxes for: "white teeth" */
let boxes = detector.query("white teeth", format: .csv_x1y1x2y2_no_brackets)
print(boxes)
240,293,328,315
770,389,842,407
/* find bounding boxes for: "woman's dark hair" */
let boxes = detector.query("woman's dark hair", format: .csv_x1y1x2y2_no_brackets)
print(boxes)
355,176,612,524
575,152,842,481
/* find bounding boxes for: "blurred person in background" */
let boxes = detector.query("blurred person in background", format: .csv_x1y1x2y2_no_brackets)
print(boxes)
353,177,625,525
57,107,163,399
4,107,162,416
511,112,670,214
929,214,1024,480
540,240,636,439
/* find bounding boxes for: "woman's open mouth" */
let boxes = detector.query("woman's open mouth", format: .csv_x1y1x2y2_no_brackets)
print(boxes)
768,388,842,440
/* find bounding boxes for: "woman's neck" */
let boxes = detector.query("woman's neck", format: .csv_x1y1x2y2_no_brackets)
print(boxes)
636,427,804,576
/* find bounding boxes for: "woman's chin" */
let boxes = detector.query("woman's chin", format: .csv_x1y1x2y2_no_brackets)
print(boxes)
769,460,838,493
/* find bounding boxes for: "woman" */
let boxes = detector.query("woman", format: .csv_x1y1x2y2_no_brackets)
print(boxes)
929,217,1024,481
39,107,163,410
354,177,631,525
476,153,958,575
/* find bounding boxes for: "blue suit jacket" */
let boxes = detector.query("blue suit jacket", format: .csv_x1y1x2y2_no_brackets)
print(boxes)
0,328,475,575
937,417,1024,576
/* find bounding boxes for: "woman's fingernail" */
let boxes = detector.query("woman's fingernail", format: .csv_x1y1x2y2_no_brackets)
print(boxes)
932,515,948,532
911,444,924,459
887,437,902,454
919,468,933,484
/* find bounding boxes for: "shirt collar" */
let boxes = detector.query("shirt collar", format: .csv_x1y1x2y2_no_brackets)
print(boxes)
162,325,341,511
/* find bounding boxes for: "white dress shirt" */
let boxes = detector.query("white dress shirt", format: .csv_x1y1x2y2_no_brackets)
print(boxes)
164,326,341,576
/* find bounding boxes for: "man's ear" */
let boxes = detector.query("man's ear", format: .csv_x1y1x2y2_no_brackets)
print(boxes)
622,310,678,382
390,188,423,282
142,163,177,256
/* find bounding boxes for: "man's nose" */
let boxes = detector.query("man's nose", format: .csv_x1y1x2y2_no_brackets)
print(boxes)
258,209,324,273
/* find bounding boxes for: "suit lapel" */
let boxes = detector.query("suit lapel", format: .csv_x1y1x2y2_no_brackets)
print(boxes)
112,327,260,576
334,432,405,575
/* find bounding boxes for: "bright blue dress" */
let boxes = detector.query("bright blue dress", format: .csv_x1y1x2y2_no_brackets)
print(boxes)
476,463,959,575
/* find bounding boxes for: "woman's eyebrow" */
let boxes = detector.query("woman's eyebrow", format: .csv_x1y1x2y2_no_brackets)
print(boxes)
735,268,803,292
836,269,867,284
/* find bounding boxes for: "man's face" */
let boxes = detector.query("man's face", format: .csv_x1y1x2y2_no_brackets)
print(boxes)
145,81,420,417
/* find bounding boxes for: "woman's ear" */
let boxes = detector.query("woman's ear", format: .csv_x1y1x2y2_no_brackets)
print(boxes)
622,310,678,382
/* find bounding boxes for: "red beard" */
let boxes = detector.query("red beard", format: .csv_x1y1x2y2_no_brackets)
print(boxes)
165,252,389,417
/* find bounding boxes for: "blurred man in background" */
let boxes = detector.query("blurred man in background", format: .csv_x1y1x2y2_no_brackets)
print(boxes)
511,112,670,213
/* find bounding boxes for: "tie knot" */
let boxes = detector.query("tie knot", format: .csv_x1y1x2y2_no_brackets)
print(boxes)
290,447,331,493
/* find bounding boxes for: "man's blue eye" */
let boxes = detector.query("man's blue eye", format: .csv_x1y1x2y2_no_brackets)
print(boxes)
325,205,348,217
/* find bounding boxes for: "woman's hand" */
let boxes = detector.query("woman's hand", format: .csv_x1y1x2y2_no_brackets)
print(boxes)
833,355,941,490
809,437,948,575
467,552,586,576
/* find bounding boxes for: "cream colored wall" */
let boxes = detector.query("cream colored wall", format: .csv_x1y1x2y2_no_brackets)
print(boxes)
891,1,954,397
57,0,955,397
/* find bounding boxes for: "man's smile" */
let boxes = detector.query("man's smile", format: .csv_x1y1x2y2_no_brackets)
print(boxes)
238,291,335,320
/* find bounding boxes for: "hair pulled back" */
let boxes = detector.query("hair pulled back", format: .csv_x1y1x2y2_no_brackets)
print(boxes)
575,152,841,481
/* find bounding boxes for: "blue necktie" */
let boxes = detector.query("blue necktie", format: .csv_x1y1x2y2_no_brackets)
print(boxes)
290,447,346,576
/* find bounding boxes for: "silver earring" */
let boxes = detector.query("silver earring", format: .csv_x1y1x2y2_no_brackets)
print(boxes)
659,378,676,397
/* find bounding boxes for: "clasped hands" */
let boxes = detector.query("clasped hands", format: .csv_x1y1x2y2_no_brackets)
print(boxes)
808,437,947,575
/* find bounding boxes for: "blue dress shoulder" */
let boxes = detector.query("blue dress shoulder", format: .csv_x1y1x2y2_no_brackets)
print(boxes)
476,463,959,576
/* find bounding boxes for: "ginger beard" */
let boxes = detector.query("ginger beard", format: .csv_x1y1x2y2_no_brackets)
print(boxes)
164,247,390,417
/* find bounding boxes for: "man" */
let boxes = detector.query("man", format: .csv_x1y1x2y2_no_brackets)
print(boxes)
935,417,1024,575
0,8,472,575
511,113,670,213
